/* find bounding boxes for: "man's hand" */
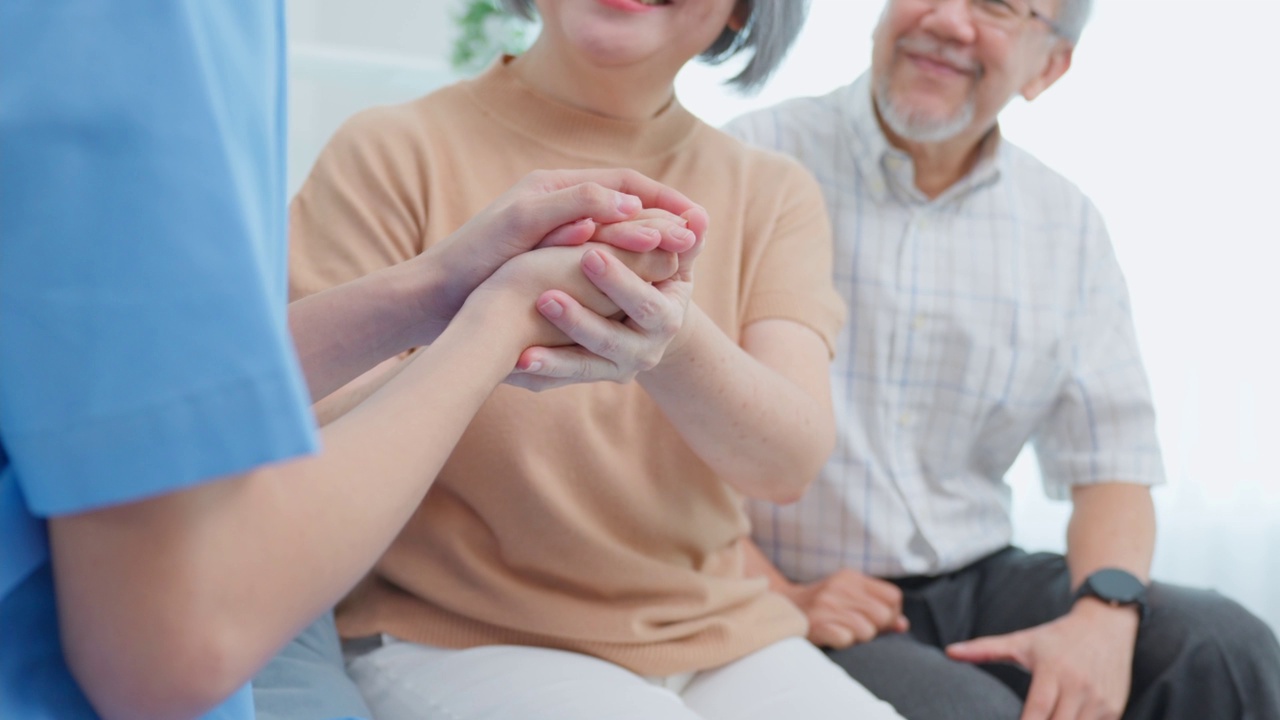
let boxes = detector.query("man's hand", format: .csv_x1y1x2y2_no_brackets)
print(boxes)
946,600,1138,720
778,569,910,649
416,169,708,345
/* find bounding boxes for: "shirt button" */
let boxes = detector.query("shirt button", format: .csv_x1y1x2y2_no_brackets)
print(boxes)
912,314,927,330
898,413,913,427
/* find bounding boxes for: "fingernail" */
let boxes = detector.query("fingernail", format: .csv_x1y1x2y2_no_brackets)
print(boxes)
616,193,641,214
582,250,607,275
538,298,564,318
523,360,542,373
672,228,696,245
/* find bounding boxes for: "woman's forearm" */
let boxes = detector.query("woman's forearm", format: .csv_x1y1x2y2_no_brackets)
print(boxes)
638,308,836,503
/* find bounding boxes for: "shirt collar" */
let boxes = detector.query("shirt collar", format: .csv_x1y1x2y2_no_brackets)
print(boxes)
839,72,1007,207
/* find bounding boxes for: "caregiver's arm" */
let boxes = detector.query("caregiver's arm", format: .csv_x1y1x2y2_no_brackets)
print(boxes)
289,168,706,402
48,242,673,720
305,240,681,427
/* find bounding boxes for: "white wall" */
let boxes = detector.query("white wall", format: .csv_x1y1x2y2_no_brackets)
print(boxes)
288,0,457,196
288,0,1280,632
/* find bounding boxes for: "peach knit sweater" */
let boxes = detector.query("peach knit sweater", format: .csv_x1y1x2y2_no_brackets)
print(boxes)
289,58,845,675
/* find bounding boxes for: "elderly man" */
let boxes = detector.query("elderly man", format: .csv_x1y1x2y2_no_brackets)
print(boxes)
726,0,1280,718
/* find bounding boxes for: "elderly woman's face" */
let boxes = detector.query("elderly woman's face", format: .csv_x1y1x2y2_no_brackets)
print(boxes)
869,0,1065,144
532,0,743,74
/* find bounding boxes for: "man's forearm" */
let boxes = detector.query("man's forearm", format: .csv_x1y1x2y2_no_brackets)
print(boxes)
1066,482,1156,588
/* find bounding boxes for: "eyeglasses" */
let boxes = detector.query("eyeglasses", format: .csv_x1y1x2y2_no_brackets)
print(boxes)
966,0,1061,36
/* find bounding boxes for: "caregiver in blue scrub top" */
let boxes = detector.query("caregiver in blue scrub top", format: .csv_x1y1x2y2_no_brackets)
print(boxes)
0,3,707,718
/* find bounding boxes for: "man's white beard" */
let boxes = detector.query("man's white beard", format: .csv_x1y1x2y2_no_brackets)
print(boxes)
874,73,977,144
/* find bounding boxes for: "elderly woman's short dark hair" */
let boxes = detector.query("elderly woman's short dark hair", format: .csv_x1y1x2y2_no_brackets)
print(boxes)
496,0,809,92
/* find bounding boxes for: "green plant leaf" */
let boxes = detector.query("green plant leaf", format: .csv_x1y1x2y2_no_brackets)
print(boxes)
451,0,535,74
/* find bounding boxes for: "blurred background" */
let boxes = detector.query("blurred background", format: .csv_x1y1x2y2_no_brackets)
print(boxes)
288,0,1280,632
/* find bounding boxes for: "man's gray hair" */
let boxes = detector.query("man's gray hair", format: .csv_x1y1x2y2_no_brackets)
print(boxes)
496,0,809,92
1053,0,1093,45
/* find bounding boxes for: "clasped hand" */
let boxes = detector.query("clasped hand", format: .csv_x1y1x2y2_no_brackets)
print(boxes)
510,207,703,390
480,206,703,391
435,169,707,390
782,568,910,649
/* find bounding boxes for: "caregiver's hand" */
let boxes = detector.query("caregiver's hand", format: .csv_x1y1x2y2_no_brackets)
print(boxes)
412,169,706,346
574,207,700,257
465,241,679,358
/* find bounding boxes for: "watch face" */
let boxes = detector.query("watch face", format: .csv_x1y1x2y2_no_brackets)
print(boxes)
1089,568,1145,603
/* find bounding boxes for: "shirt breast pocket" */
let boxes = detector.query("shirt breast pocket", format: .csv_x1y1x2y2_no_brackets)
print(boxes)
917,337,1065,481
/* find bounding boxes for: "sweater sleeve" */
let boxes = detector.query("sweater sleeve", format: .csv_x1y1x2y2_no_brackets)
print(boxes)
740,154,847,357
289,105,428,300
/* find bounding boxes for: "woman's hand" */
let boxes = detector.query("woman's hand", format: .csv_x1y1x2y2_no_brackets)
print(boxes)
506,230,703,391
462,241,678,355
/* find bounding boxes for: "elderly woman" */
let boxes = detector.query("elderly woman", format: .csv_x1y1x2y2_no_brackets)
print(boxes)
285,1,904,718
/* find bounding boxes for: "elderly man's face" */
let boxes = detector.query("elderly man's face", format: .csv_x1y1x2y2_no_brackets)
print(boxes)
870,0,1072,144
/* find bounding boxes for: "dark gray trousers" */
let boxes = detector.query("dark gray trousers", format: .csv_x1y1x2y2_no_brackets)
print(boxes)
827,548,1280,720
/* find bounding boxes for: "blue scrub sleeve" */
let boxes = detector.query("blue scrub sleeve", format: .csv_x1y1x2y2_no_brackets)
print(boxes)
0,1,318,516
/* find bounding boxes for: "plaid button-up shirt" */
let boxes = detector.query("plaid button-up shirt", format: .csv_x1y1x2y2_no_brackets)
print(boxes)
725,74,1165,580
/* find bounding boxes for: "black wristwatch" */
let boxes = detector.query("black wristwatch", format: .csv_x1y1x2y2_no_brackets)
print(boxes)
1073,568,1149,623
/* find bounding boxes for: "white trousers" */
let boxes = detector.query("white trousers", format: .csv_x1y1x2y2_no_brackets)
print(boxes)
347,636,904,720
